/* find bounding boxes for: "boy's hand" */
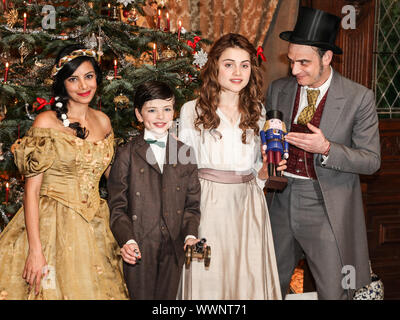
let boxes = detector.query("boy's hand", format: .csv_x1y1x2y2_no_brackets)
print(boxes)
121,243,142,265
184,238,206,251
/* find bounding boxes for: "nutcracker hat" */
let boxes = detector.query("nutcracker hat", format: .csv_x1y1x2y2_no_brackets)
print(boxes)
267,110,283,120
279,6,343,55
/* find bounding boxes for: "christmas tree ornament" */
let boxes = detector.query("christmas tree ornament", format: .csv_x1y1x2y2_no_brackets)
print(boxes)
117,0,135,7
84,33,98,49
138,51,152,66
193,48,208,69
6,9,18,28
25,103,35,120
96,34,104,63
187,36,201,54
44,78,53,86
256,46,266,64
123,54,136,65
18,41,30,64
161,47,177,61
114,94,130,110
112,5,119,20
33,97,55,111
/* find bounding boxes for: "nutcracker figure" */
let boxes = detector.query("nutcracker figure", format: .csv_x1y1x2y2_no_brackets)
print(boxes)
260,110,289,190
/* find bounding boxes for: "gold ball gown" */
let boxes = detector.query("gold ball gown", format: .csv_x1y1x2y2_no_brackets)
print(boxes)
0,127,128,300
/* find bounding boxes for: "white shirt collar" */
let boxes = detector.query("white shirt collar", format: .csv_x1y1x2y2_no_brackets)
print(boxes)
303,66,333,93
144,129,168,144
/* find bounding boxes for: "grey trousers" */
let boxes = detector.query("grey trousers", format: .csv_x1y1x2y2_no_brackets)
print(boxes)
269,177,351,300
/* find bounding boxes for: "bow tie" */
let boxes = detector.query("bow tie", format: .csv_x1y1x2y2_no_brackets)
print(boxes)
145,139,166,148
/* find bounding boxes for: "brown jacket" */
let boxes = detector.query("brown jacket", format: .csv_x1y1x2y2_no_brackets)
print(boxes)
107,133,201,267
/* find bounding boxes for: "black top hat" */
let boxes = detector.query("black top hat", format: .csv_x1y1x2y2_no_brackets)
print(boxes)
279,7,343,55
267,110,283,120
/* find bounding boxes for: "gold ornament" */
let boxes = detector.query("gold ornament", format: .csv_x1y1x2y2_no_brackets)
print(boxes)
124,54,136,65
147,42,156,49
6,9,18,28
161,48,177,61
18,41,30,64
113,94,130,110
44,78,54,86
137,51,152,66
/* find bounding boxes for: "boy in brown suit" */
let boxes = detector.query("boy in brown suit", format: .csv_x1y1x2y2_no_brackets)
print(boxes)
107,81,201,300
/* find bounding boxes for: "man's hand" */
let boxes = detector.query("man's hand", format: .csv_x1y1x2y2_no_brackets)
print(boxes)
285,123,329,154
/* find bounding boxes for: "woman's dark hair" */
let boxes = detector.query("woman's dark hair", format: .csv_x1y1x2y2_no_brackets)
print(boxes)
134,80,175,112
51,44,102,139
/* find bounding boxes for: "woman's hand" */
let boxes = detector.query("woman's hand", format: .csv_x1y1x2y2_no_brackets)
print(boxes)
22,250,48,295
258,148,287,180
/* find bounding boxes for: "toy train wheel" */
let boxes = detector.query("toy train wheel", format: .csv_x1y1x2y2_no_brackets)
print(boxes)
204,246,211,268
185,246,192,268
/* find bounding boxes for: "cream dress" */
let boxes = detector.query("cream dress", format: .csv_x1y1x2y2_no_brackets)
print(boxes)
178,100,282,300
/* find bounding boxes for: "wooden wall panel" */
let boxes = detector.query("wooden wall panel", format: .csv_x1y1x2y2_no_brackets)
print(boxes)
361,119,400,300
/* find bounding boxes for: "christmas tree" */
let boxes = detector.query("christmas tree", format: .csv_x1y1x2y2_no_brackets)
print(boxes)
0,0,210,231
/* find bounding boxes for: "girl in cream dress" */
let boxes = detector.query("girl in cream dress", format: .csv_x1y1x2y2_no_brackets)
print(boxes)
179,33,283,300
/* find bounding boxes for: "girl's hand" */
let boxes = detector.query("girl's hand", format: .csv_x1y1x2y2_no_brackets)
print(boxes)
258,148,287,180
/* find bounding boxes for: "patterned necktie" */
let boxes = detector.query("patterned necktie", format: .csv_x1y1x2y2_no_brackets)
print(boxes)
145,139,166,148
297,89,320,125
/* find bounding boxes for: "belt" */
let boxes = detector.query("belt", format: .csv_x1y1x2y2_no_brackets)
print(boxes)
198,168,254,184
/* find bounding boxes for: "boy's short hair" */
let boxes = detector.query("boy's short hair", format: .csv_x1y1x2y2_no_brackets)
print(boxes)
134,81,175,112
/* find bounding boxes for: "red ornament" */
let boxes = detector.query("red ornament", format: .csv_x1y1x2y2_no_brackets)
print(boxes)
123,10,129,18
256,46,267,62
33,97,55,111
187,36,201,54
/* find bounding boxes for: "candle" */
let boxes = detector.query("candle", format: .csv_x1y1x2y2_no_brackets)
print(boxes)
114,59,118,78
23,13,27,32
166,13,170,32
153,43,157,65
108,3,111,17
157,9,161,29
4,62,9,82
178,20,182,41
2,0,6,12
5,182,9,204
132,8,137,26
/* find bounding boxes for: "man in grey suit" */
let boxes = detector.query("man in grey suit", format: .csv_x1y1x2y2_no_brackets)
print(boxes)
266,7,381,299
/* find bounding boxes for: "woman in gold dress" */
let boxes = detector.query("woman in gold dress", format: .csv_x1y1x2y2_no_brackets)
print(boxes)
0,45,128,300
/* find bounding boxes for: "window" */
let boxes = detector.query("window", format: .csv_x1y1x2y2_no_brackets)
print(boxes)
374,0,400,118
